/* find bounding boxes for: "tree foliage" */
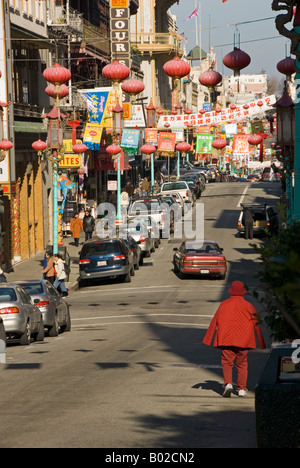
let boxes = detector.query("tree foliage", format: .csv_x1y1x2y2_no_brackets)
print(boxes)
251,222,300,341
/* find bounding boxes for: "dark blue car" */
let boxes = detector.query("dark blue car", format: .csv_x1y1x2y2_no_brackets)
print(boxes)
79,238,134,287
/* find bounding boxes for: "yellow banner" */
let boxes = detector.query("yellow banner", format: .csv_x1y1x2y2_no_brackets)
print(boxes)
83,123,103,145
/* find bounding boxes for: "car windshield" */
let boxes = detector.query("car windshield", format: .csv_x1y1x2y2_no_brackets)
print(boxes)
82,242,120,256
20,283,44,295
162,182,187,190
0,288,17,302
185,242,219,254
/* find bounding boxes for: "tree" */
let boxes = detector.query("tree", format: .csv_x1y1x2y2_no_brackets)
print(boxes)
252,221,300,341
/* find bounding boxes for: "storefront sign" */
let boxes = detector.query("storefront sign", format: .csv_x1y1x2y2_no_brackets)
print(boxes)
59,155,81,168
145,129,158,145
232,135,251,155
121,129,140,151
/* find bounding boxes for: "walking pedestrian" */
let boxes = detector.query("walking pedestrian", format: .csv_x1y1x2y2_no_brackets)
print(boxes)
140,177,150,197
83,209,95,242
70,212,84,247
202,281,266,397
0,268,7,283
121,188,129,222
42,250,56,285
53,253,68,297
243,207,254,240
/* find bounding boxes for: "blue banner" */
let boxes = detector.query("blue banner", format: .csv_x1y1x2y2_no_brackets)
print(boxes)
121,129,140,149
80,90,110,125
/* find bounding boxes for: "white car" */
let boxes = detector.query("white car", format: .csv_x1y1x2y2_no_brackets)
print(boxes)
160,181,193,205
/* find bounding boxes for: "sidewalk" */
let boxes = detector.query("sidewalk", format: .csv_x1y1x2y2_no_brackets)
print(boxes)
5,234,82,291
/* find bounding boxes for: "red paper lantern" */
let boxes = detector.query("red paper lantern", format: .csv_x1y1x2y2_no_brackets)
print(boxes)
32,139,47,154
163,56,191,80
176,142,192,153
185,107,192,115
102,60,130,86
46,84,69,99
77,168,85,175
277,57,296,77
164,122,170,128
171,110,178,115
243,104,249,110
230,104,236,110
43,63,71,85
121,77,145,96
248,134,263,146
223,47,251,76
212,138,227,150
72,143,88,154
199,67,222,88
141,144,156,155
0,139,13,151
106,144,122,155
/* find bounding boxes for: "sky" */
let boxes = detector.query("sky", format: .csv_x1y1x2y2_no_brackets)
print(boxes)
170,0,292,80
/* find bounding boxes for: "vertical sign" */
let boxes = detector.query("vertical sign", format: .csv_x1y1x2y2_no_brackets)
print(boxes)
110,0,131,105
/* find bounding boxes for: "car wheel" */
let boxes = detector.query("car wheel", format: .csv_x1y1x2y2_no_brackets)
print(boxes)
33,317,45,342
20,321,31,346
60,309,71,333
48,313,59,337
173,260,179,273
130,266,135,276
134,261,139,270
123,271,131,283
139,256,144,266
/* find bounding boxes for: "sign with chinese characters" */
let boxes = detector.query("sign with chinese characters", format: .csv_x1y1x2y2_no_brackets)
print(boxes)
232,135,251,155
83,123,103,150
124,104,146,128
158,132,177,153
121,129,140,154
196,134,214,154
157,95,276,129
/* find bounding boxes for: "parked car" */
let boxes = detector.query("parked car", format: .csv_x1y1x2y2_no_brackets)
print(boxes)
121,235,142,271
179,176,201,199
127,215,161,247
0,284,44,345
0,317,5,342
238,203,279,236
128,197,170,236
79,238,135,286
124,220,154,259
173,240,227,279
180,172,206,193
13,280,71,336
246,174,260,182
160,181,193,204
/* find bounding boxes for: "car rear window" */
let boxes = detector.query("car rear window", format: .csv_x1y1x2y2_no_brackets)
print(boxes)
21,283,44,295
163,182,187,190
0,288,17,302
131,201,160,211
82,242,121,256
186,242,219,254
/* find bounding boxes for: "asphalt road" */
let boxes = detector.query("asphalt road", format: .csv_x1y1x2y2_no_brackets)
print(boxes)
0,181,280,449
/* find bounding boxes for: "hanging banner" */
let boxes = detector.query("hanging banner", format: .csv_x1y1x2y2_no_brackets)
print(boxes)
79,89,110,125
121,129,140,154
157,132,176,153
145,129,158,145
83,123,103,150
157,95,276,129
124,104,146,128
232,135,251,155
196,134,214,154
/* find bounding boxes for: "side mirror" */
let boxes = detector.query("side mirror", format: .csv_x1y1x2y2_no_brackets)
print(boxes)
173,247,178,251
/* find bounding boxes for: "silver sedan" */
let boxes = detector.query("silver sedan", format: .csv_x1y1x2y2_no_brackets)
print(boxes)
14,280,71,337
0,284,44,345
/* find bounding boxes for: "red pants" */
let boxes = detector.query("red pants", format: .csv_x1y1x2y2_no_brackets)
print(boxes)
221,347,249,391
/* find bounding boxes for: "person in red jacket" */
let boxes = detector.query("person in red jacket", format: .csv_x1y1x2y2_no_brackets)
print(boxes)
203,281,266,398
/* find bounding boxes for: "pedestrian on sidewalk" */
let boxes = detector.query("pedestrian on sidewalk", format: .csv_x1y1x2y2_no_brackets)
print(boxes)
42,250,56,285
202,281,266,398
70,212,83,247
53,253,68,297
0,268,7,283
83,208,95,242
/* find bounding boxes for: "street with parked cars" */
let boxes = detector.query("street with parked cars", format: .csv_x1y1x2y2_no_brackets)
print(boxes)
0,166,282,448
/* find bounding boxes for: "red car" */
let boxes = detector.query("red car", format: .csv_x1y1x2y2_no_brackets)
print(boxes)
173,240,227,279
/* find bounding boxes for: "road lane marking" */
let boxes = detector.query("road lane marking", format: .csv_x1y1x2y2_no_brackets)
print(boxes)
237,186,249,207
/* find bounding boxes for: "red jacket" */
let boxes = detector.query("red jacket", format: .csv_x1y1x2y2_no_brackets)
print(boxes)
203,296,266,350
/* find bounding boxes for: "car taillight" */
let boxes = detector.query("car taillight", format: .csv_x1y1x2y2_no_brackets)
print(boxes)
35,301,51,308
0,307,20,315
140,236,146,243
238,220,241,228
186,191,189,198
79,259,91,265
161,213,165,223
130,249,134,253
113,254,126,261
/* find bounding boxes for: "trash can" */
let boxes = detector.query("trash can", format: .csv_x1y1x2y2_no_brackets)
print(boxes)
255,345,300,448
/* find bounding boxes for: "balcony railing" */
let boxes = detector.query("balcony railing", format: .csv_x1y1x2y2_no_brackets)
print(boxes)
131,30,183,55
47,5,83,38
